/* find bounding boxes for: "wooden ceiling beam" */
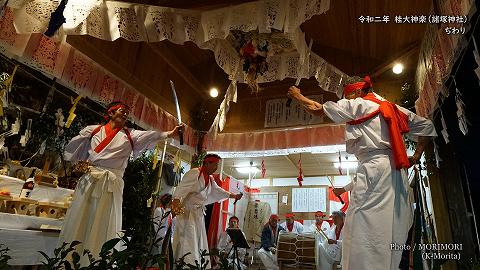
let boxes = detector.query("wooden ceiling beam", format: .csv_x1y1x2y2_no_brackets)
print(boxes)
371,41,420,78
147,43,207,100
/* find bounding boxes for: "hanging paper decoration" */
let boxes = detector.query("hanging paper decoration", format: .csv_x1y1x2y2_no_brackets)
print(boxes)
65,95,82,128
44,0,68,37
297,154,303,187
228,29,309,93
261,159,266,178
455,87,469,135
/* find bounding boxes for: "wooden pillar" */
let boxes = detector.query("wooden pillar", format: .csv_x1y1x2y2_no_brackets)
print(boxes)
425,145,456,270
426,140,477,269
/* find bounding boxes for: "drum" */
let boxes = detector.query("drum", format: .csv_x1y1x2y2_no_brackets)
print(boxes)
276,232,317,267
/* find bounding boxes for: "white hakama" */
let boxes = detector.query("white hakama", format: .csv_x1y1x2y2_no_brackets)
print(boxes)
323,93,436,270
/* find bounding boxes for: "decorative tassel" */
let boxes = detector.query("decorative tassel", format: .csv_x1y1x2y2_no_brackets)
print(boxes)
297,154,303,186
44,0,68,37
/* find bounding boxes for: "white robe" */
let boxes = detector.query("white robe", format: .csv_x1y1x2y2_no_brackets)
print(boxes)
172,168,231,268
217,230,247,269
323,93,437,270
308,221,331,237
317,225,343,270
280,221,304,234
59,125,166,263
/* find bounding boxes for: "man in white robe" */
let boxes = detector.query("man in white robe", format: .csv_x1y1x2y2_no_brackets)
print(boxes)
288,76,437,270
172,154,243,268
217,216,247,269
59,101,182,263
317,211,345,270
280,213,304,234
257,214,285,270
308,211,331,237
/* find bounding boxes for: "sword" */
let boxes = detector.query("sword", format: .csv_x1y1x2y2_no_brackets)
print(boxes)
169,80,184,145
286,38,313,107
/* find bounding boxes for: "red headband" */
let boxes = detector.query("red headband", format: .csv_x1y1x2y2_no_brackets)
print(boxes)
343,76,372,96
203,156,221,163
270,214,279,220
285,213,295,218
229,216,239,222
315,211,326,217
107,104,128,114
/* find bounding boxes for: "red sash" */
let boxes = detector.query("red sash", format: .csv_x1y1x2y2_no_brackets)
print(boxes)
286,222,294,232
90,123,134,153
347,93,410,169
